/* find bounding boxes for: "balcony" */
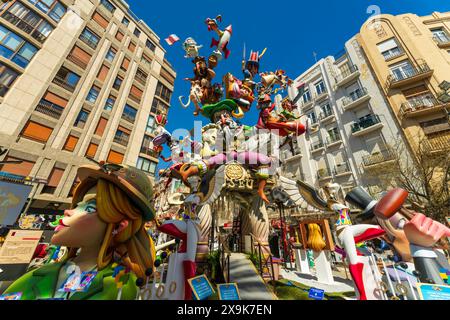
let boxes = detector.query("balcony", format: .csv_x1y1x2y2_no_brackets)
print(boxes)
35,99,64,120
386,62,434,89
2,11,48,43
140,147,160,159
432,35,450,49
67,53,88,69
400,95,446,119
129,93,141,104
334,65,360,88
319,110,335,124
383,49,405,61
315,90,329,103
310,141,325,154
121,113,136,124
334,162,352,177
113,135,129,146
351,114,383,137
422,120,450,135
326,134,342,148
342,88,371,111
79,34,98,50
362,149,397,169
301,99,314,110
53,76,76,92
317,168,332,181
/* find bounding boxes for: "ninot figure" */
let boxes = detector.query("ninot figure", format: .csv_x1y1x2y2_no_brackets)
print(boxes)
4,163,157,300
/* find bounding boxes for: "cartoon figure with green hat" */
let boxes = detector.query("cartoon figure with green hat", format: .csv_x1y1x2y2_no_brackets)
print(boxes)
4,163,157,300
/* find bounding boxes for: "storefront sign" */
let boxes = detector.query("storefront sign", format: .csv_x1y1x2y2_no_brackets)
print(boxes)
0,230,43,264
188,275,215,300
417,283,450,300
217,283,240,300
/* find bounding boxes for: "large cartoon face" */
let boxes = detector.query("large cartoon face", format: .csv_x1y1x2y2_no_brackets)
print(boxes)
51,186,107,249
202,126,218,146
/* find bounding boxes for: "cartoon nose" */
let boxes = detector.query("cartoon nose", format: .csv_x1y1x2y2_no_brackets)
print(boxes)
64,209,73,217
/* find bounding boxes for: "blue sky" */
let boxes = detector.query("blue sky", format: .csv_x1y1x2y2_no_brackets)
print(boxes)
125,0,449,171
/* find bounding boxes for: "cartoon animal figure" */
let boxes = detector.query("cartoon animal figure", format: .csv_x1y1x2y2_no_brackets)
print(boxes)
179,81,204,116
182,37,203,59
205,15,232,60
242,49,266,81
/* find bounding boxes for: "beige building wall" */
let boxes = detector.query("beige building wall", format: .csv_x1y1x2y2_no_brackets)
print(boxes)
358,12,450,155
0,0,176,212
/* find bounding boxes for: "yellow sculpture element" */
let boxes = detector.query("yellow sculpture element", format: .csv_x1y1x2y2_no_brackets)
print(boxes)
307,223,327,252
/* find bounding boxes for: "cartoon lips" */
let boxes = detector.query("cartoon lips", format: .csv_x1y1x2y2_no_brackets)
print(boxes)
54,219,69,232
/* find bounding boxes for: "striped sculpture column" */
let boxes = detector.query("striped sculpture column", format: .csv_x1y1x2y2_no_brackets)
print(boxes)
196,204,212,263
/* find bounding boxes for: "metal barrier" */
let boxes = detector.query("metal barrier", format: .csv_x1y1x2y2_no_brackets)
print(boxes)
249,233,275,282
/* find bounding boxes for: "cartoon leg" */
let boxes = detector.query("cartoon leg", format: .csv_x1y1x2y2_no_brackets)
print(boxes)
255,166,270,204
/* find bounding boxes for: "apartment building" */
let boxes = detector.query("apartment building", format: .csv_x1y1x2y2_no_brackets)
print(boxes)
358,12,450,155
0,0,176,214
281,36,411,199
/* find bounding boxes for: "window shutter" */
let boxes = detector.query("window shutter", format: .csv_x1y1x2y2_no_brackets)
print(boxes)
121,57,130,70
47,168,65,187
63,135,79,152
92,11,109,29
70,46,92,66
86,143,98,158
94,117,108,136
116,31,124,41
107,150,124,164
97,64,110,82
130,85,143,98
0,157,35,177
377,38,398,53
117,125,131,135
43,91,68,108
22,121,53,142
128,42,136,52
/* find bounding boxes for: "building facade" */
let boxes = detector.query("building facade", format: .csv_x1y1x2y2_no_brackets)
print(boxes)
358,12,450,156
281,36,412,199
0,0,176,213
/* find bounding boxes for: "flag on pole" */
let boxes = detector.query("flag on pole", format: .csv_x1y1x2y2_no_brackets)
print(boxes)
165,34,180,46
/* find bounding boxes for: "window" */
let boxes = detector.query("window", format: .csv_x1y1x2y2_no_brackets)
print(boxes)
94,117,108,136
113,76,123,90
107,150,124,164
133,28,141,38
114,127,130,146
21,120,53,142
97,64,110,82
0,25,38,68
122,104,137,123
137,157,157,174
155,82,172,103
129,85,143,103
104,96,115,111
135,68,148,84
105,46,116,62
80,28,99,49
390,60,415,81
68,46,91,68
141,54,152,68
26,0,66,22
74,109,89,128
146,39,156,52
100,0,115,13
54,67,80,91
128,41,136,53
92,11,109,29
315,81,326,95
42,167,64,194
307,112,317,124
86,142,98,158
122,17,130,27
86,85,100,103
115,30,124,42
145,115,156,134
328,127,340,140
431,28,449,44
151,99,168,115
3,2,54,43
0,62,19,97
302,89,312,104
377,38,402,60
121,57,130,70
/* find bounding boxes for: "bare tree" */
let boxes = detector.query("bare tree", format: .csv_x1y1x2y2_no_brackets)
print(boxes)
365,136,450,223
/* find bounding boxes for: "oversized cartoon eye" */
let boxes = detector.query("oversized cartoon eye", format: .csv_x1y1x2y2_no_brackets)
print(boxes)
85,205,97,214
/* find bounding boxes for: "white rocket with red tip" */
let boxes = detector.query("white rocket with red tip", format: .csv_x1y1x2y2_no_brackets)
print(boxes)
210,25,232,59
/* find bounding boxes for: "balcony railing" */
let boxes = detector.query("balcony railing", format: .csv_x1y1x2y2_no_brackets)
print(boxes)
121,113,136,124
342,88,369,106
351,114,382,134
74,120,86,129
35,99,64,119
334,162,351,175
2,12,48,43
311,141,325,152
140,147,160,158
362,149,396,167
113,135,129,146
383,49,404,61
67,53,88,69
400,95,442,117
79,34,98,50
53,75,77,92
386,62,433,88
135,73,148,85
334,65,359,84
129,93,141,104
326,134,342,145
